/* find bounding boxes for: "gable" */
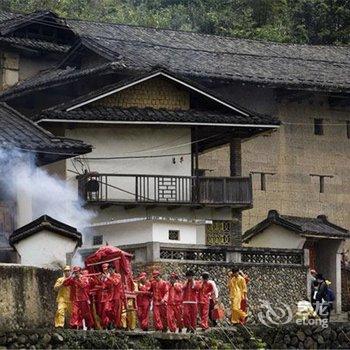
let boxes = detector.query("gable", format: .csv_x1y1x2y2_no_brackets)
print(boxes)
65,71,251,117
0,11,76,46
246,224,305,249
91,76,190,110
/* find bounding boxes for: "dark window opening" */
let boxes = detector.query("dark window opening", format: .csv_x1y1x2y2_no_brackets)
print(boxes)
310,174,333,193
314,118,324,135
93,235,103,245
250,171,275,191
168,230,180,241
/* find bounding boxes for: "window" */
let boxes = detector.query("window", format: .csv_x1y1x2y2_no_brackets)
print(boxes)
310,174,333,193
347,121,350,139
93,235,103,245
168,230,180,241
314,118,324,135
250,171,275,191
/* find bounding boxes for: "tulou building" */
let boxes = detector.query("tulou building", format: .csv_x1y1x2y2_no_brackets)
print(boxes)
0,10,349,314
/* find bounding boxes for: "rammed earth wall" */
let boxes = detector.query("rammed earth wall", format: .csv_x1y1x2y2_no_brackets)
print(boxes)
133,261,308,322
0,264,59,331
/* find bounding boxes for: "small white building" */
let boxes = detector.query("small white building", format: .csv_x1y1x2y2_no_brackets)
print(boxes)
243,210,350,313
9,215,82,268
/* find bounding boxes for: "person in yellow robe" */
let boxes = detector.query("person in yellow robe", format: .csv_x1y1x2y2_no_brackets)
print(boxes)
121,281,138,330
228,267,247,324
54,266,72,328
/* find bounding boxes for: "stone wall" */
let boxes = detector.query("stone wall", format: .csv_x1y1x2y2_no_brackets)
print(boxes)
133,260,307,322
92,76,190,110
0,264,59,331
2,324,350,349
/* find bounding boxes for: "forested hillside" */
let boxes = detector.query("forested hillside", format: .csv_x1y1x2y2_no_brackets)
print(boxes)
0,0,349,45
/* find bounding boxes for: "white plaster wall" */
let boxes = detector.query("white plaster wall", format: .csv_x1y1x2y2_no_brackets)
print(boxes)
83,221,154,247
152,221,203,244
245,224,306,249
83,219,205,247
65,125,192,201
14,230,77,268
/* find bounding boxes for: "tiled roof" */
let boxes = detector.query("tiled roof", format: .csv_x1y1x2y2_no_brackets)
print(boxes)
0,102,91,164
0,10,349,92
38,106,280,126
9,214,82,246
0,10,75,54
65,19,350,92
243,210,350,241
0,62,128,99
0,36,70,53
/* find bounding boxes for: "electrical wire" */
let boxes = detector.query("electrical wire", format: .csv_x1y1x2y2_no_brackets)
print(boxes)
79,152,191,161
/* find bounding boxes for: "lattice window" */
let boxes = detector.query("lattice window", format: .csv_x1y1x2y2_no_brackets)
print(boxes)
168,230,180,241
158,177,177,201
206,221,232,246
160,249,225,262
241,251,303,265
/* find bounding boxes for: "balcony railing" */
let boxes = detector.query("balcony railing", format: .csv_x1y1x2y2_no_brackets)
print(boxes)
78,173,252,207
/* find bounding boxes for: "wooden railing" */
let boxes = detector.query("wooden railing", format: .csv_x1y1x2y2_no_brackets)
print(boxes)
77,173,252,207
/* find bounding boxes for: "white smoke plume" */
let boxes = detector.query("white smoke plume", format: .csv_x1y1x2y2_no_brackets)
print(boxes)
0,148,96,233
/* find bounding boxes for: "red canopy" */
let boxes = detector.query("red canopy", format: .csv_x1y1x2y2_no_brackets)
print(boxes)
85,246,134,291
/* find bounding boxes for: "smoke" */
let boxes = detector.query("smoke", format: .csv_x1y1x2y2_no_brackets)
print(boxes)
0,148,96,233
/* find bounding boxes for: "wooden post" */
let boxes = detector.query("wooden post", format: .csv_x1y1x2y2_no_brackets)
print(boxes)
230,139,242,176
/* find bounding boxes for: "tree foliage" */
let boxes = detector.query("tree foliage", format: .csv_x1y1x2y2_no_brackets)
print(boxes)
0,0,349,44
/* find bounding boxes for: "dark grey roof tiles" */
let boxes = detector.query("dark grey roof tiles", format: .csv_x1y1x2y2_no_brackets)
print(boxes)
39,106,280,126
0,102,91,160
0,10,349,92
0,36,70,53
10,214,82,246
243,210,350,241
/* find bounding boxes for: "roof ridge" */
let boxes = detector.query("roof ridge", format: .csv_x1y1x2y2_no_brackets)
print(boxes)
66,16,350,50
80,35,350,65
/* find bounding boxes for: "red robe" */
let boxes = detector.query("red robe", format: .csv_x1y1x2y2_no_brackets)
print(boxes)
150,279,168,331
137,281,151,331
97,274,115,328
198,281,214,329
182,280,200,331
64,276,94,329
165,282,183,332
110,272,124,328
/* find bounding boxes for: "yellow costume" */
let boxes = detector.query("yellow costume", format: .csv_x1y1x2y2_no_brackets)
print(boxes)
54,274,71,328
121,282,138,330
228,274,247,324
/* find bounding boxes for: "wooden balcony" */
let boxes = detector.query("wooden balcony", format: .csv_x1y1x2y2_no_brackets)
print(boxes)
78,173,253,208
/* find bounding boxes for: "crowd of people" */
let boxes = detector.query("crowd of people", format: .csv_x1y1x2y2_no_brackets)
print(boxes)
54,265,249,332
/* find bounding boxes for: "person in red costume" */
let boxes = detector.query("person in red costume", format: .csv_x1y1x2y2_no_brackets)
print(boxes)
63,266,94,329
182,270,200,332
165,272,183,333
108,266,124,329
136,272,151,331
198,272,216,330
97,263,115,328
150,270,168,331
